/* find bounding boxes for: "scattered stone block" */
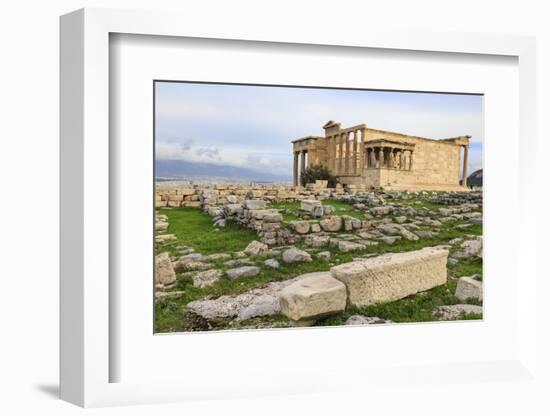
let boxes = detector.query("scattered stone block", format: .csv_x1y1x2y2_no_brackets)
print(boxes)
310,223,321,233
226,266,261,280
345,315,393,325
416,230,437,239
330,247,449,307
289,220,311,234
455,276,483,301
317,251,331,260
370,206,393,216
379,236,401,245
433,304,483,320
452,237,483,259
178,253,205,262
338,241,366,252
224,259,255,267
193,269,223,288
155,290,186,301
279,272,347,321
155,253,177,285
282,247,312,263
305,235,330,247
399,228,419,241
244,199,267,210
264,258,280,269
155,234,177,243
244,240,269,256
175,261,211,272
320,216,343,232
155,221,169,231
224,203,243,215
204,253,232,262
263,213,283,223
237,295,280,321
300,199,323,217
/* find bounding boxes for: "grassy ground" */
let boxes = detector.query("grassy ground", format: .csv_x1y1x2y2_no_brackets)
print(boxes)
157,207,258,255
155,205,483,332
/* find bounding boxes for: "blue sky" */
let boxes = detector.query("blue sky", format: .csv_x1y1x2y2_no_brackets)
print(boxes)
155,82,483,177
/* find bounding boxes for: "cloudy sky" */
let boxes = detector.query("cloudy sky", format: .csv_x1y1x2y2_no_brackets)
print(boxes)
155,82,483,178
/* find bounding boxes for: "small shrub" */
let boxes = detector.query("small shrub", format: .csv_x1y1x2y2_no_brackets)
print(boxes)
300,164,337,187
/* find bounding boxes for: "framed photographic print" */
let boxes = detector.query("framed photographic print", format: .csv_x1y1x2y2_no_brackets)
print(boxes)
60,8,539,408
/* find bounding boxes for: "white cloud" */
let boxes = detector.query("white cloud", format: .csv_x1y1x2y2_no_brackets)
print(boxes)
156,84,483,177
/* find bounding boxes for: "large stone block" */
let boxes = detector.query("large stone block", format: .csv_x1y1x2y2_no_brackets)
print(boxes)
289,220,310,234
455,276,483,301
155,252,176,285
300,199,323,217
319,216,343,232
244,199,267,210
330,247,449,307
279,272,347,321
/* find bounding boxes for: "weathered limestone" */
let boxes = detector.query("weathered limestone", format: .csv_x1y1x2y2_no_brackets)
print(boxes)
279,272,347,321
455,276,483,301
300,199,323,217
244,240,269,256
289,220,310,234
338,241,366,252
155,253,176,285
433,304,483,320
244,199,267,210
264,258,280,269
292,121,470,191
345,315,392,325
319,216,343,232
452,237,483,259
193,269,223,288
226,266,261,280
282,247,312,263
330,247,449,307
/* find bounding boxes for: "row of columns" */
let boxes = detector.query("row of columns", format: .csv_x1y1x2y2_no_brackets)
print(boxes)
326,129,365,176
293,150,307,187
366,146,414,170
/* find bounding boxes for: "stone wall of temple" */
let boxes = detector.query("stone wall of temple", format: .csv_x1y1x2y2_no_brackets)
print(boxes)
292,121,470,191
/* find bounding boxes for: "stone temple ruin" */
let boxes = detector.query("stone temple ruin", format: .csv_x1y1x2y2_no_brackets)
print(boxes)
155,181,483,329
292,120,471,191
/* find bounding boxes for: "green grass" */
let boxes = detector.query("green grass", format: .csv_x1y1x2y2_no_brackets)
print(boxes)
318,282,461,325
155,202,483,332
157,207,257,255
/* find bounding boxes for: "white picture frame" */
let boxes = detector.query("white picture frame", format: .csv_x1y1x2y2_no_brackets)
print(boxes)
60,7,538,408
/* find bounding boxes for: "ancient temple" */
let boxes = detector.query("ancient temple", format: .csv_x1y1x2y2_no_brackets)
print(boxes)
292,120,471,191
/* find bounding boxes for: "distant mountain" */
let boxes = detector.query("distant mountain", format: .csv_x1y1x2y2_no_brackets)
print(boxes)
155,159,291,182
467,169,483,188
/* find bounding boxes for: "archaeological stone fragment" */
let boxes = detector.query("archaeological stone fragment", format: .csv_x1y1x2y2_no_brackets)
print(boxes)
330,247,449,307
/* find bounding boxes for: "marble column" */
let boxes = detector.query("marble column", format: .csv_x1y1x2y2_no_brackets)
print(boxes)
344,133,350,175
409,151,414,171
462,145,469,187
293,151,299,186
300,150,306,185
339,134,345,175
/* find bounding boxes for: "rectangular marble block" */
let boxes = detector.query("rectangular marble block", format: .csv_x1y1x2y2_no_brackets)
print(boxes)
330,247,449,307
